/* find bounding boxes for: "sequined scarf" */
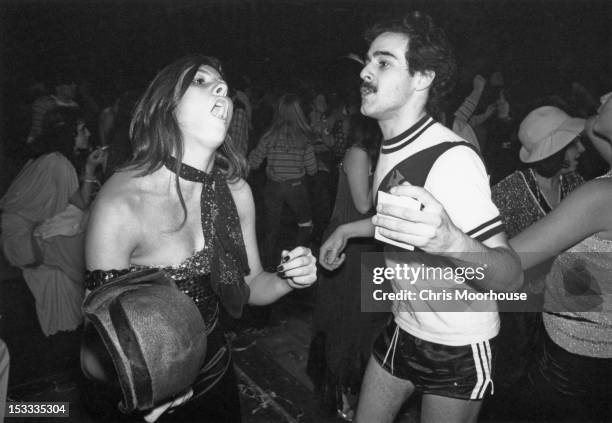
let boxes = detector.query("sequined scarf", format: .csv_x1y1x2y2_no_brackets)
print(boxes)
165,156,250,318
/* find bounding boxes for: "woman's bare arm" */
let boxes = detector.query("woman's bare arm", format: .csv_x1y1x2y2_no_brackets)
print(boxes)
510,178,612,269
344,146,373,214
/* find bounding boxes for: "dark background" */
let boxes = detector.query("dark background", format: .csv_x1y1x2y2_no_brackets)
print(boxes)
1,0,611,145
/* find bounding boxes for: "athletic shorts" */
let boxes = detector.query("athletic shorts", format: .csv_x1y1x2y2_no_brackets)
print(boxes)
372,319,495,400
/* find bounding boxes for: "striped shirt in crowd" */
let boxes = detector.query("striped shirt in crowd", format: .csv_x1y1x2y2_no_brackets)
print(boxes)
453,89,480,124
227,107,249,158
248,133,317,182
451,89,482,152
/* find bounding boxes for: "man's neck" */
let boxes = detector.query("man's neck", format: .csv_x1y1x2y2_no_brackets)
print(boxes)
379,111,427,140
378,102,428,140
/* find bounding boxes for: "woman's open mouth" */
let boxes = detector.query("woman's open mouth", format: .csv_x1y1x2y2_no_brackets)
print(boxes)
211,97,231,121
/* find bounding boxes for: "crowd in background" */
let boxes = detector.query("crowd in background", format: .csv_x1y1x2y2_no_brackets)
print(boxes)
0,27,611,422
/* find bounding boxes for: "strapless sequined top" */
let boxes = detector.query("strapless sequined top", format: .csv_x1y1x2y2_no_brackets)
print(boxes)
130,248,220,334
85,247,232,400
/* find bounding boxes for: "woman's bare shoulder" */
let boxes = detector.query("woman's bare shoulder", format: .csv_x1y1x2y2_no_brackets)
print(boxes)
91,170,152,225
98,169,141,200
86,170,156,269
228,177,249,193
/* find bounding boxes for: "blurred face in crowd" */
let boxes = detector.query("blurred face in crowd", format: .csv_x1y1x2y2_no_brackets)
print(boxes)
562,138,585,173
313,94,328,114
56,82,77,101
360,32,430,124
73,120,91,150
586,92,612,166
175,65,232,149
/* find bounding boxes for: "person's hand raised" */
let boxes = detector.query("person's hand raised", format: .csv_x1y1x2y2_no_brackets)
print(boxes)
86,147,108,170
473,74,486,93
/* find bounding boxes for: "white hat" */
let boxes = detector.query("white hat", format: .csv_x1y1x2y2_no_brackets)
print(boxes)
518,106,585,163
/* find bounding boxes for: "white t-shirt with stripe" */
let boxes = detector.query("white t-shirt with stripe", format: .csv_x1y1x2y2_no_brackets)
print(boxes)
373,115,504,346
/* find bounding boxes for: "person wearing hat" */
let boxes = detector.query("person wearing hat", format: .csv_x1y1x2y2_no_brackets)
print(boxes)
82,55,317,422
492,105,586,239
488,105,586,401
506,92,612,422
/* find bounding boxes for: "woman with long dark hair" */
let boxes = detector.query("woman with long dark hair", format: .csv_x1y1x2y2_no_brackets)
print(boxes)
83,56,317,422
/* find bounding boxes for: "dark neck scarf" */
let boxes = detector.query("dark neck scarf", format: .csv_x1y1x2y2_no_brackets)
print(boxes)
164,156,250,318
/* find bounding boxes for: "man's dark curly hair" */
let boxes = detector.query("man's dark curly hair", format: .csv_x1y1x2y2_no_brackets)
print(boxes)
365,11,456,114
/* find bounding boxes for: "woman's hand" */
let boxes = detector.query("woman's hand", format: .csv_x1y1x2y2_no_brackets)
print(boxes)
86,147,108,173
143,389,193,423
318,227,347,271
277,247,317,289
472,74,486,94
87,147,108,165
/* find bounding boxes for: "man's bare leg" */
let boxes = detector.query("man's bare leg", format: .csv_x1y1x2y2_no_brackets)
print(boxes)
421,394,482,423
355,356,415,423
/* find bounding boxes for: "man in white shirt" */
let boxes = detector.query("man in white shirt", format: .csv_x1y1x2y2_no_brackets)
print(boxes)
320,11,522,423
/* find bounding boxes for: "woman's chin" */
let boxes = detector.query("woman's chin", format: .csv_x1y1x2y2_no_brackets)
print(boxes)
189,129,227,149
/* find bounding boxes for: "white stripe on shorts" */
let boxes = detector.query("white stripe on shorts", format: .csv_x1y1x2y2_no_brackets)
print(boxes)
484,340,494,395
470,341,493,400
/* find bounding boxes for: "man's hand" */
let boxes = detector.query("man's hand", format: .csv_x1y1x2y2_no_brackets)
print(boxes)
318,226,347,271
143,389,193,423
278,247,317,289
372,183,463,254
473,74,486,93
